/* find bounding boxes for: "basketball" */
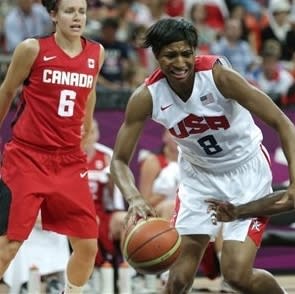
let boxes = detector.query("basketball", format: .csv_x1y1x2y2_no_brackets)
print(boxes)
122,217,181,274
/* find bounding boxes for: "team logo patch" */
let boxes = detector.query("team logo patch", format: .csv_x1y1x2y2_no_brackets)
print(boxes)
88,58,95,68
200,93,214,105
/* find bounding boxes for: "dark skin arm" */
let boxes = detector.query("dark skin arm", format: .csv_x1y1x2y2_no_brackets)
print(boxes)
213,62,295,209
206,190,293,223
110,84,157,224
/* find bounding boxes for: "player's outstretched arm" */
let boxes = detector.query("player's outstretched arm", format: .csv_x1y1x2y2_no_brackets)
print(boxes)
213,61,295,210
110,84,157,224
206,189,293,223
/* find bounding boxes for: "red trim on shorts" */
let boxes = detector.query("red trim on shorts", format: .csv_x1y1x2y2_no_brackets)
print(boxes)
247,216,269,247
260,144,271,167
170,192,180,227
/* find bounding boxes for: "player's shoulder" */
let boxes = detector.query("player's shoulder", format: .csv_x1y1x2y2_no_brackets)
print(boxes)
82,36,104,65
14,38,39,59
128,83,152,104
126,83,152,116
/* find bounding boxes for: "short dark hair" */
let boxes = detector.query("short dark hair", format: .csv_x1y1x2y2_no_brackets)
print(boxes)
142,18,198,56
42,0,59,13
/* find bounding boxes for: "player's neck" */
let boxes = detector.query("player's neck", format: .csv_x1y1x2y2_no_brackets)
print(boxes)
54,32,83,58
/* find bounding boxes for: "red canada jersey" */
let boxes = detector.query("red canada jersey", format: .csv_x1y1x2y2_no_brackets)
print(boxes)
12,35,101,149
87,144,112,212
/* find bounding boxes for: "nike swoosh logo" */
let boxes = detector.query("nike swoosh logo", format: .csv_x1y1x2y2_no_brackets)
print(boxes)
161,104,173,111
80,171,88,178
43,56,56,61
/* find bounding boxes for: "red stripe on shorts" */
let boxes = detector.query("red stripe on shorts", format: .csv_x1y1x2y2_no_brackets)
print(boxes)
170,190,180,227
260,144,271,167
247,216,269,247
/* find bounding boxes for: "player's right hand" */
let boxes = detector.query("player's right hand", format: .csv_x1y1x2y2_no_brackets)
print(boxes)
206,199,238,223
125,195,157,225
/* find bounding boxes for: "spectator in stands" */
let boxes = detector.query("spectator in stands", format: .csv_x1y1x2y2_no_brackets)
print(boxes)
229,3,260,54
226,0,270,54
147,0,169,23
84,0,108,39
248,39,294,105
125,65,148,90
131,0,153,27
184,0,229,33
261,0,291,60
189,2,218,54
285,13,295,63
113,0,136,43
95,17,135,90
0,1,13,52
165,0,184,17
129,23,149,68
210,18,257,76
3,0,52,53
281,82,295,108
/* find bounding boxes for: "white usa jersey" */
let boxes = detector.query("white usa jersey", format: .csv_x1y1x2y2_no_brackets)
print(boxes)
146,55,263,172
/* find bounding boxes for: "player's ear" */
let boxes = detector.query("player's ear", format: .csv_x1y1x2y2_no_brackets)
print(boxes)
50,10,57,24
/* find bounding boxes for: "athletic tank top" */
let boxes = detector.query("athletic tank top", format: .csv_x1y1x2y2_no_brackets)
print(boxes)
146,55,263,172
12,35,101,149
88,143,111,212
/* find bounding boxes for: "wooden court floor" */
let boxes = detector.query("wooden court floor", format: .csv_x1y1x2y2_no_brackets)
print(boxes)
0,274,294,293
191,275,295,293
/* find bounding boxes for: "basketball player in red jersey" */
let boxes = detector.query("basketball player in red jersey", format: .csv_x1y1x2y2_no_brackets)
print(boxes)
84,120,127,268
0,0,104,293
110,18,295,293
139,129,179,220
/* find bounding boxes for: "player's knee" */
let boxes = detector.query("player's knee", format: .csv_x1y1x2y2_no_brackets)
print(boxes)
223,266,251,290
74,239,98,261
166,271,194,293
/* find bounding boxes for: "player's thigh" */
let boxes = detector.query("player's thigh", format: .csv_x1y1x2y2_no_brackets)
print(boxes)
169,234,210,279
221,236,258,278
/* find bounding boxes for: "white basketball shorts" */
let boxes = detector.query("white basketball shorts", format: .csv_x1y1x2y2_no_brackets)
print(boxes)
172,147,272,243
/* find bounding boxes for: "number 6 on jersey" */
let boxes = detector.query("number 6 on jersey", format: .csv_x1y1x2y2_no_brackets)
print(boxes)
58,89,76,117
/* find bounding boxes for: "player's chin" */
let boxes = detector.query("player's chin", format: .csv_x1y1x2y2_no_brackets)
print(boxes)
169,72,189,82
68,28,84,36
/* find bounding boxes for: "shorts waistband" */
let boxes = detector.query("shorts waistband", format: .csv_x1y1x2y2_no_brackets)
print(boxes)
11,137,81,155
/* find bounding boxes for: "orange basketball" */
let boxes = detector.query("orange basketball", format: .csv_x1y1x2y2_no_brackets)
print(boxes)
122,217,181,274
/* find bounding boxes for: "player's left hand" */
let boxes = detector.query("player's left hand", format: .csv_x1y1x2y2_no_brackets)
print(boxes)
206,199,238,224
125,195,157,226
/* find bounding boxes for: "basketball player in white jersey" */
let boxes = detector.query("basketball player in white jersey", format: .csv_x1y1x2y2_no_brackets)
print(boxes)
110,18,295,293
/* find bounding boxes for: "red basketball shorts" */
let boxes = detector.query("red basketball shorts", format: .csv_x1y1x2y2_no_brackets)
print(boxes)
95,208,115,265
0,140,98,241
